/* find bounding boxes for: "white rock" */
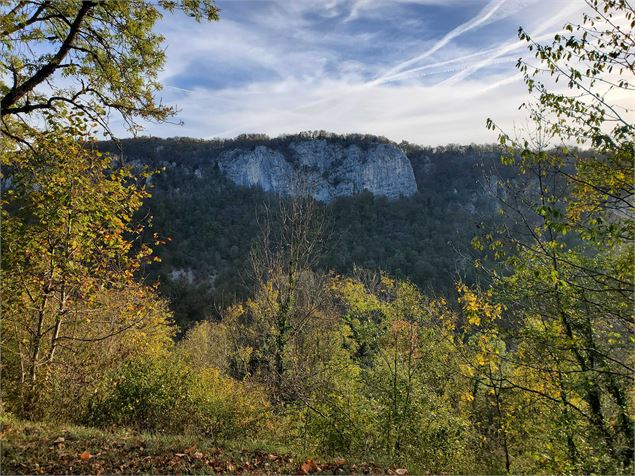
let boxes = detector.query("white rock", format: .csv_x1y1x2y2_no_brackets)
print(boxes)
217,140,417,201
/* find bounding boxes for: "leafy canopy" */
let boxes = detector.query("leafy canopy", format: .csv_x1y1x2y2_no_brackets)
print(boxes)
0,0,219,141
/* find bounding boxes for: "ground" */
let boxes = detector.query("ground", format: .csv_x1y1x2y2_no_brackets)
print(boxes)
1,417,402,475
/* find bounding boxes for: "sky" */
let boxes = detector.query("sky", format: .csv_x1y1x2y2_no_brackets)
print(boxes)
123,0,592,146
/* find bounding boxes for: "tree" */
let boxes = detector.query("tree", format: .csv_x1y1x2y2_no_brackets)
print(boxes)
329,274,477,472
0,0,220,418
480,0,634,471
246,186,330,402
0,0,219,142
488,0,633,238
0,114,168,418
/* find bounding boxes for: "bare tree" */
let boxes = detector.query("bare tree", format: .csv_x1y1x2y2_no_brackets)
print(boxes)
247,180,331,401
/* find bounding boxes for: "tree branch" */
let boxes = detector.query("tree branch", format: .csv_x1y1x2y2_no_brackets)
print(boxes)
1,1,95,114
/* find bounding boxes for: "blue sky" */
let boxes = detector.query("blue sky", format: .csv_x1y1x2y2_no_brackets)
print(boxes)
124,0,593,145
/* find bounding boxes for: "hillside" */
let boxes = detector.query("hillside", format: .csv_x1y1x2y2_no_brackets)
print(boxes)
99,133,509,329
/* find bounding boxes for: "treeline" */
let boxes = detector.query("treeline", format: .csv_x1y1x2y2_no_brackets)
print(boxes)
98,131,398,168
98,131,505,168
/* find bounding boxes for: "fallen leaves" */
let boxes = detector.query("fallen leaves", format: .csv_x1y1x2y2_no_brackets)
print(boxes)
300,458,319,474
5,419,393,475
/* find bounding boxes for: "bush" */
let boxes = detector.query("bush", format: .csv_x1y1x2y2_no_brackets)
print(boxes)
1,284,175,422
84,355,270,441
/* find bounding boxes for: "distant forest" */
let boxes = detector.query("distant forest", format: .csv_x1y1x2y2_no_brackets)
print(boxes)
100,134,516,329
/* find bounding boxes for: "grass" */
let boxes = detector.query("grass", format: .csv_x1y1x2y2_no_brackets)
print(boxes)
0,415,391,474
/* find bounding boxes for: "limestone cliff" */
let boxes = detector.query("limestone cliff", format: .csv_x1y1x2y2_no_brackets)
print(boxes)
217,139,417,201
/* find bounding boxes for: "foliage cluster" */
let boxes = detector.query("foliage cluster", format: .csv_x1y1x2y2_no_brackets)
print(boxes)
474,0,634,472
178,271,481,473
0,0,227,430
0,0,218,140
1,115,173,419
85,355,271,441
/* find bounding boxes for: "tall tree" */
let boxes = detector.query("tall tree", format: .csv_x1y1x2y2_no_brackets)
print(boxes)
246,185,330,402
1,114,167,417
1,0,220,421
479,0,634,471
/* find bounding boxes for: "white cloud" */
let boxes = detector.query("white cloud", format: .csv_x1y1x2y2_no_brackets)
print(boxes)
111,0,629,146
132,71,536,146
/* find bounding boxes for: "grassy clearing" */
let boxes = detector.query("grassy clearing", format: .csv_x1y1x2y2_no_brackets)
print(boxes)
0,416,393,475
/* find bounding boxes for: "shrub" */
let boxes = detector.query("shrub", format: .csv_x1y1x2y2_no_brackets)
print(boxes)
1,284,175,422
84,355,270,441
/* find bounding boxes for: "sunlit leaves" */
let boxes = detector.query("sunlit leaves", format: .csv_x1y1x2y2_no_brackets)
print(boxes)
1,117,168,417
477,1,634,471
457,284,503,328
0,0,219,141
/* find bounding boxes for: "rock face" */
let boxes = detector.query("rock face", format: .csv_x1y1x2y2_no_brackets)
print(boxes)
217,140,417,201
218,146,295,196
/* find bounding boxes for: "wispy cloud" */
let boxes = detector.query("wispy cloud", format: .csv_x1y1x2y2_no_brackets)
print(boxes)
370,0,511,85
111,0,612,145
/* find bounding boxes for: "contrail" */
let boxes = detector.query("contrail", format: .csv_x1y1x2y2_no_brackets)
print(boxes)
206,0,580,138
369,0,509,86
378,43,520,85
370,0,584,87
208,0,515,138
165,85,197,94
268,0,514,119
473,72,524,96
438,32,556,87
435,0,585,87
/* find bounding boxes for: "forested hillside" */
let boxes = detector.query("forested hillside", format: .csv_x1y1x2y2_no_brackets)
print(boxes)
100,136,511,328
